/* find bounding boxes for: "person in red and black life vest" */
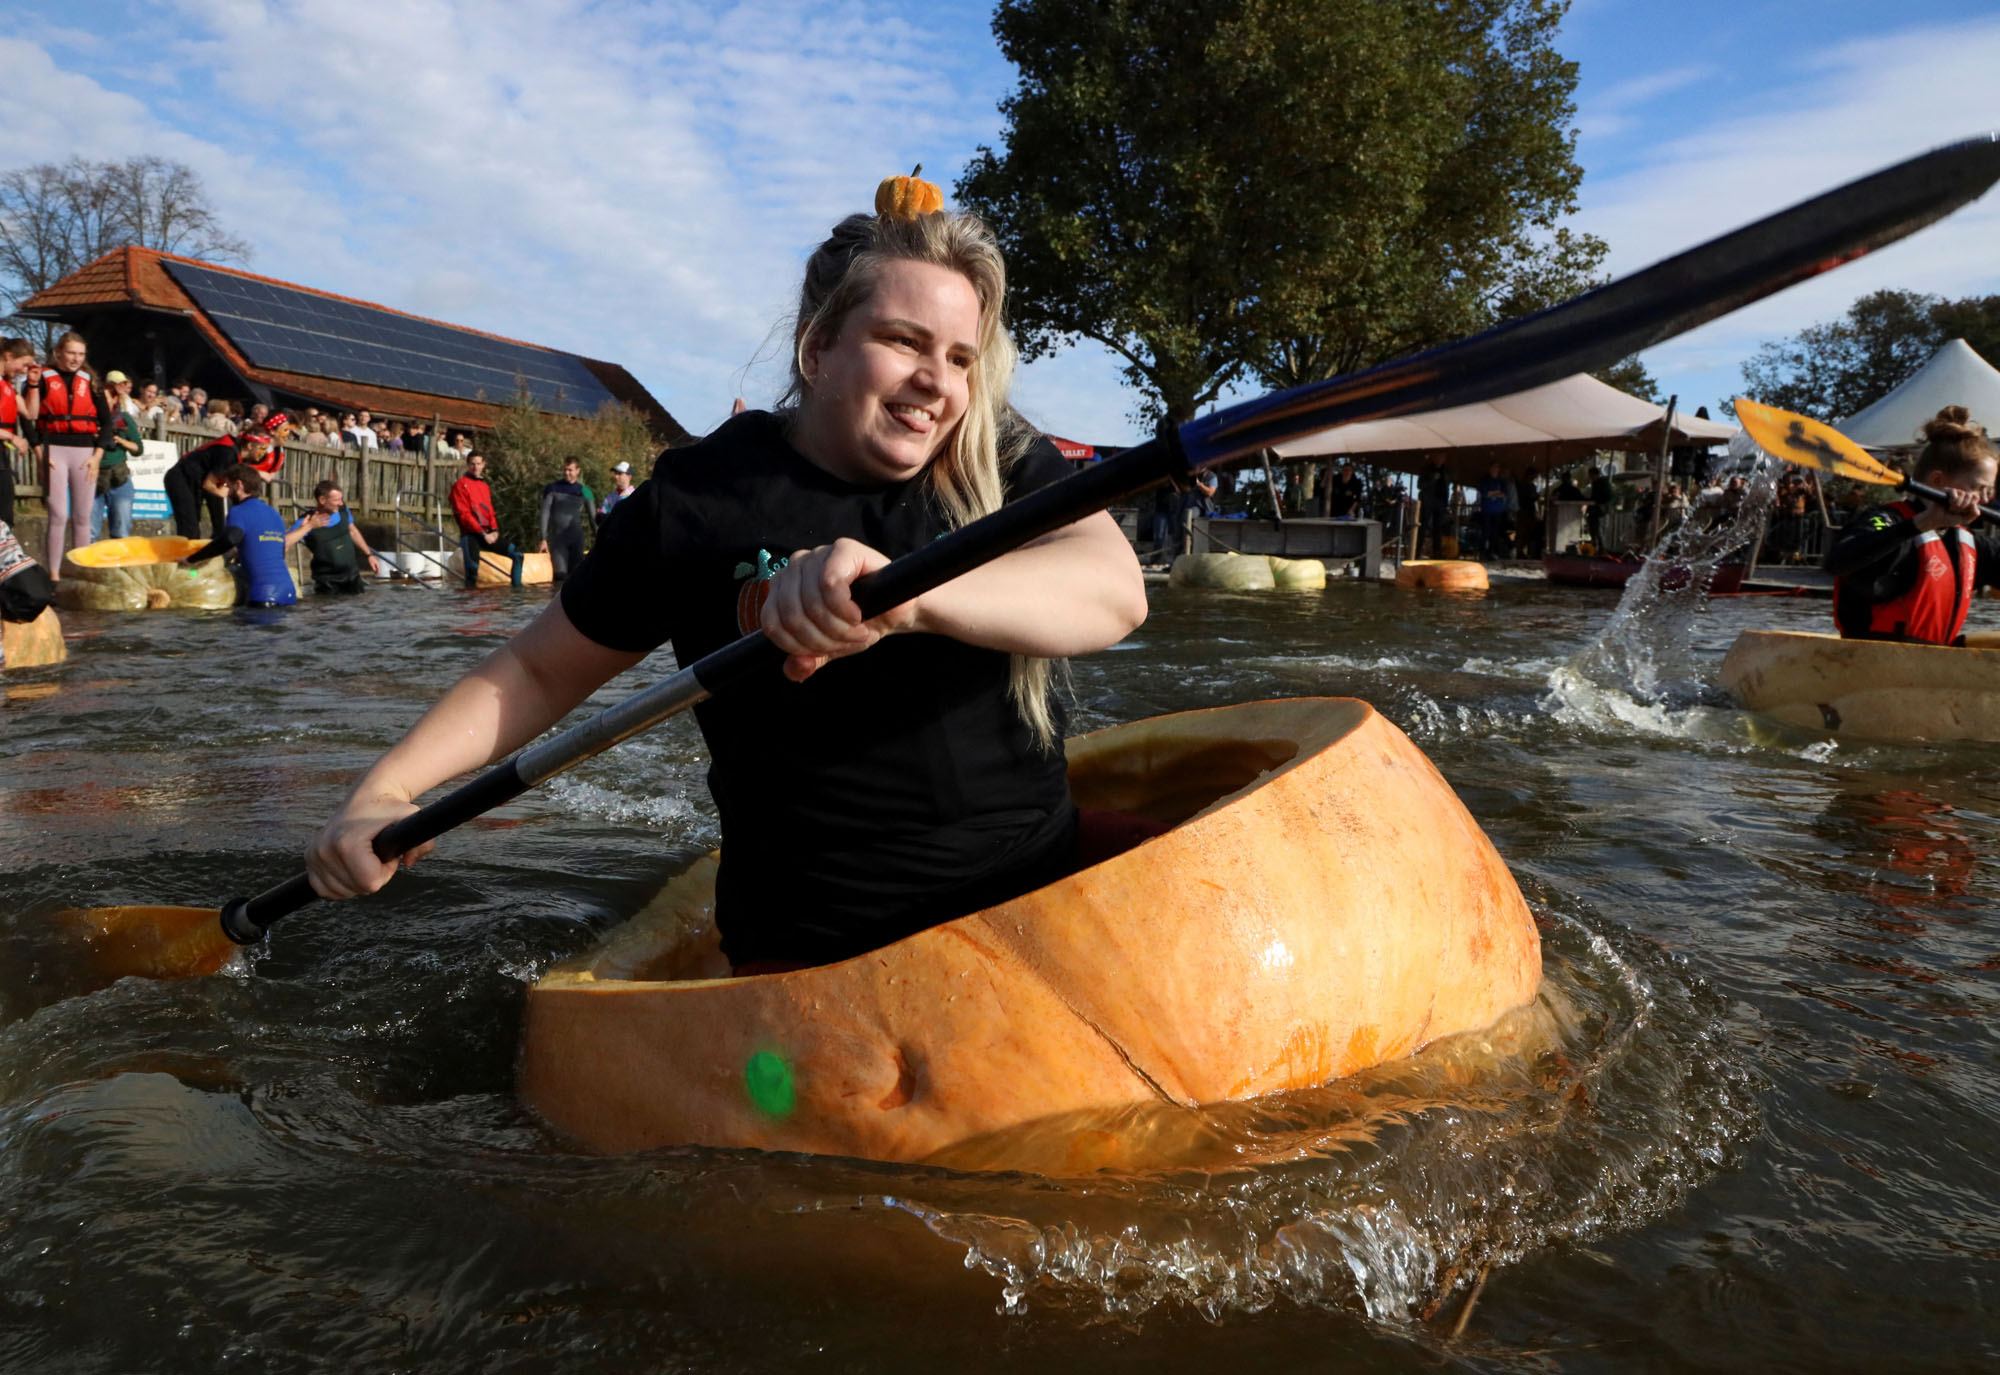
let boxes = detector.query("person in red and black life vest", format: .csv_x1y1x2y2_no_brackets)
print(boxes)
1826,406,2000,645
164,425,270,541
0,337,37,528
34,330,115,573
238,412,292,485
447,450,523,588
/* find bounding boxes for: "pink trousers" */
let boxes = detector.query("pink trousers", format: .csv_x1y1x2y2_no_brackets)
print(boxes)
45,444,96,571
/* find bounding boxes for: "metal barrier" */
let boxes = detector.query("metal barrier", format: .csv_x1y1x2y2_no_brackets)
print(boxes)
390,489,457,586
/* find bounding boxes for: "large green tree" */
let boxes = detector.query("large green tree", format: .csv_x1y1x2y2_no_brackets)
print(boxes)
956,0,1604,426
1735,287,2000,420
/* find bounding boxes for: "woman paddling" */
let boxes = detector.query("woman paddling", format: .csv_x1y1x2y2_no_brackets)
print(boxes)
307,182,1148,970
1825,406,1999,645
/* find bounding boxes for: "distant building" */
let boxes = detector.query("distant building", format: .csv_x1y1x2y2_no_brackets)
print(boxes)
19,246,690,443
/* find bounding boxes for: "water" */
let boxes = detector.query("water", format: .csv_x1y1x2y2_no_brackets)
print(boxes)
3,575,1998,1371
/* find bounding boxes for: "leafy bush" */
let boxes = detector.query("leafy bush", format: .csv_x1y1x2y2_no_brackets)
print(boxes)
485,393,657,547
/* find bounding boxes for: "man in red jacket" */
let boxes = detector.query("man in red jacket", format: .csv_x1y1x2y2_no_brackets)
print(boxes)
448,450,522,588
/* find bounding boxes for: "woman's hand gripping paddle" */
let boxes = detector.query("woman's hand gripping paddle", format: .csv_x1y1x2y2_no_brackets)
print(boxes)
1735,398,2000,521
64,133,2000,982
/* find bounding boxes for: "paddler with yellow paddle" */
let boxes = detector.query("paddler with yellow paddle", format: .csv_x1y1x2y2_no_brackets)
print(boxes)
1735,400,2000,645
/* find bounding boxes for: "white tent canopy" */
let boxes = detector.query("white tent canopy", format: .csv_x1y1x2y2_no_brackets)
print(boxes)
1269,373,1738,482
1838,339,2000,451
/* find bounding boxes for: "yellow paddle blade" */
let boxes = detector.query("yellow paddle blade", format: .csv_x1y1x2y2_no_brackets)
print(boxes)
1734,398,1907,487
57,905,242,980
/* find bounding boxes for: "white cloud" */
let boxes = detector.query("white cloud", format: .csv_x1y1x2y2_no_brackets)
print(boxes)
1575,63,1714,142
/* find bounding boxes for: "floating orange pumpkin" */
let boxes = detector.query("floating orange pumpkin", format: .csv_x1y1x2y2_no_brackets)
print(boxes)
875,164,943,221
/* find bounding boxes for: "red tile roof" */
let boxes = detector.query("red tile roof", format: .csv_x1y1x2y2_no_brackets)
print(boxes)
21,246,688,441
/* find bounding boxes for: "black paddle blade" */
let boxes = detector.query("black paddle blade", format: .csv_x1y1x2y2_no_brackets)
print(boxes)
1182,132,2000,468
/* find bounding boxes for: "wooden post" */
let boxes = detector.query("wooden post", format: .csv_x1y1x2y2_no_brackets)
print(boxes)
1647,394,1677,550
357,446,371,523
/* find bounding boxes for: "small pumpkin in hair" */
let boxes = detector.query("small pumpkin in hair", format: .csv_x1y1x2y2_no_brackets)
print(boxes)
875,164,943,221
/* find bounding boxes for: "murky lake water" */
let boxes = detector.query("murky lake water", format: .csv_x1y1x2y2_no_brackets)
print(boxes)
2,572,1996,1371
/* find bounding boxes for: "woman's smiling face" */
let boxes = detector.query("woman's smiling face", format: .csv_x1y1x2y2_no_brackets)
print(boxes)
795,258,981,485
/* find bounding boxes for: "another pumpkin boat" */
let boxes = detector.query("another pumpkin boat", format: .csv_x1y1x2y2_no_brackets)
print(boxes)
1,606,66,670
57,537,235,611
448,549,554,586
1721,628,2000,743
1168,552,1328,591
1394,559,1488,592
519,698,1542,1167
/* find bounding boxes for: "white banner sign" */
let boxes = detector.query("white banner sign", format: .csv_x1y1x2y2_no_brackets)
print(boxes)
131,439,177,522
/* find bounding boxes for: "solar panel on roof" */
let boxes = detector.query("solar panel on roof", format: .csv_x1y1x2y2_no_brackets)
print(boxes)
163,260,617,417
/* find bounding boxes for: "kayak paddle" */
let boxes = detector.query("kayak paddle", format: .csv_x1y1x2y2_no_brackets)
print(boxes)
1735,398,2000,522
72,133,2000,981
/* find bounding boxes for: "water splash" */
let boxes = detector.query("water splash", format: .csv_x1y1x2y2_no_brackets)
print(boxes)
806,906,1758,1325
1548,435,1779,732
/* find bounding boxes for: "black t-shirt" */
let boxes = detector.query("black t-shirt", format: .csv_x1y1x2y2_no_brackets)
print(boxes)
172,437,238,486
560,411,1078,965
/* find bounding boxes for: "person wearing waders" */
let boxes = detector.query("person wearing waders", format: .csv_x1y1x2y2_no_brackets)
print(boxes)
180,465,307,606
448,451,522,588
1825,406,2000,645
292,479,380,595
538,457,596,580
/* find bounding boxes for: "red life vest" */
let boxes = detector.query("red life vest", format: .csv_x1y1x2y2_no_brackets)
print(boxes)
1845,500,1977,645
38,368,102,439
0,379,17,431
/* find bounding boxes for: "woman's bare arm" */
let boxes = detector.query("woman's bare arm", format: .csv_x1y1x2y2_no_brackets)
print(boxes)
306,601,645,897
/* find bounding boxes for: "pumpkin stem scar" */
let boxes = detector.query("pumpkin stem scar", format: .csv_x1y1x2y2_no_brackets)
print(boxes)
744,1050,796,1117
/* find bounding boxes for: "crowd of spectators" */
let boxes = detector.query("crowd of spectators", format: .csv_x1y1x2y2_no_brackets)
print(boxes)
0,329,484,580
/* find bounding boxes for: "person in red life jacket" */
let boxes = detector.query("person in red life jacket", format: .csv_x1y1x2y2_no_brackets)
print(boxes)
238,412,292,482
0,337,35,528
34,330,114,573
447,450,522,587
1826,406,2000,645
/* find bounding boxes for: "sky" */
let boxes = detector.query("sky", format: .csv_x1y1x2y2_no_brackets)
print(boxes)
7,0,1998,445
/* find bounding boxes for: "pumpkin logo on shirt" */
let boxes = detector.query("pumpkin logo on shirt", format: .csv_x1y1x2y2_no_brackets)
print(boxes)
733,549,788,635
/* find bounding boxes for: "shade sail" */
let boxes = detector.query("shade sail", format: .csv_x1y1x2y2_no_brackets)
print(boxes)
1268,373,1738,481
1838,339,2000,450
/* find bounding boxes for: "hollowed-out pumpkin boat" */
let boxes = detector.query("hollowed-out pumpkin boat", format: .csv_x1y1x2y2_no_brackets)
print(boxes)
1722,628,2000,742
519,698,1542,1167
57,536,235,611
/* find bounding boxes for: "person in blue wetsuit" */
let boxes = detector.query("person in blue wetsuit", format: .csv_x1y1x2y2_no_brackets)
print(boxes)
538,458,596,579
181,464,306,606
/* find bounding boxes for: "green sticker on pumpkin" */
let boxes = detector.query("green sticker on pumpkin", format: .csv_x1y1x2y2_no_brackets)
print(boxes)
744,1050,795,1117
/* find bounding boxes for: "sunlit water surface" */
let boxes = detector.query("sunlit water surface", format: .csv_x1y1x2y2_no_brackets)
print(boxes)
2,570,1996,1371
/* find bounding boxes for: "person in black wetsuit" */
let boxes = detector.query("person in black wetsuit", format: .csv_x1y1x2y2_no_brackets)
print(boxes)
1825,406,2000,645
537,458,596,580
305,193,1148,973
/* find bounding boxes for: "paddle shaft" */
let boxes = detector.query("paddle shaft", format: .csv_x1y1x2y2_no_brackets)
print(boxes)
1898,476,2000,524
215,438,1189,942
215,133,2000,945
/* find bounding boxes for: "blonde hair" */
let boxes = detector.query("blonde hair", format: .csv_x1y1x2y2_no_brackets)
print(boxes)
1917,405,1997,481
781,211,1058,747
